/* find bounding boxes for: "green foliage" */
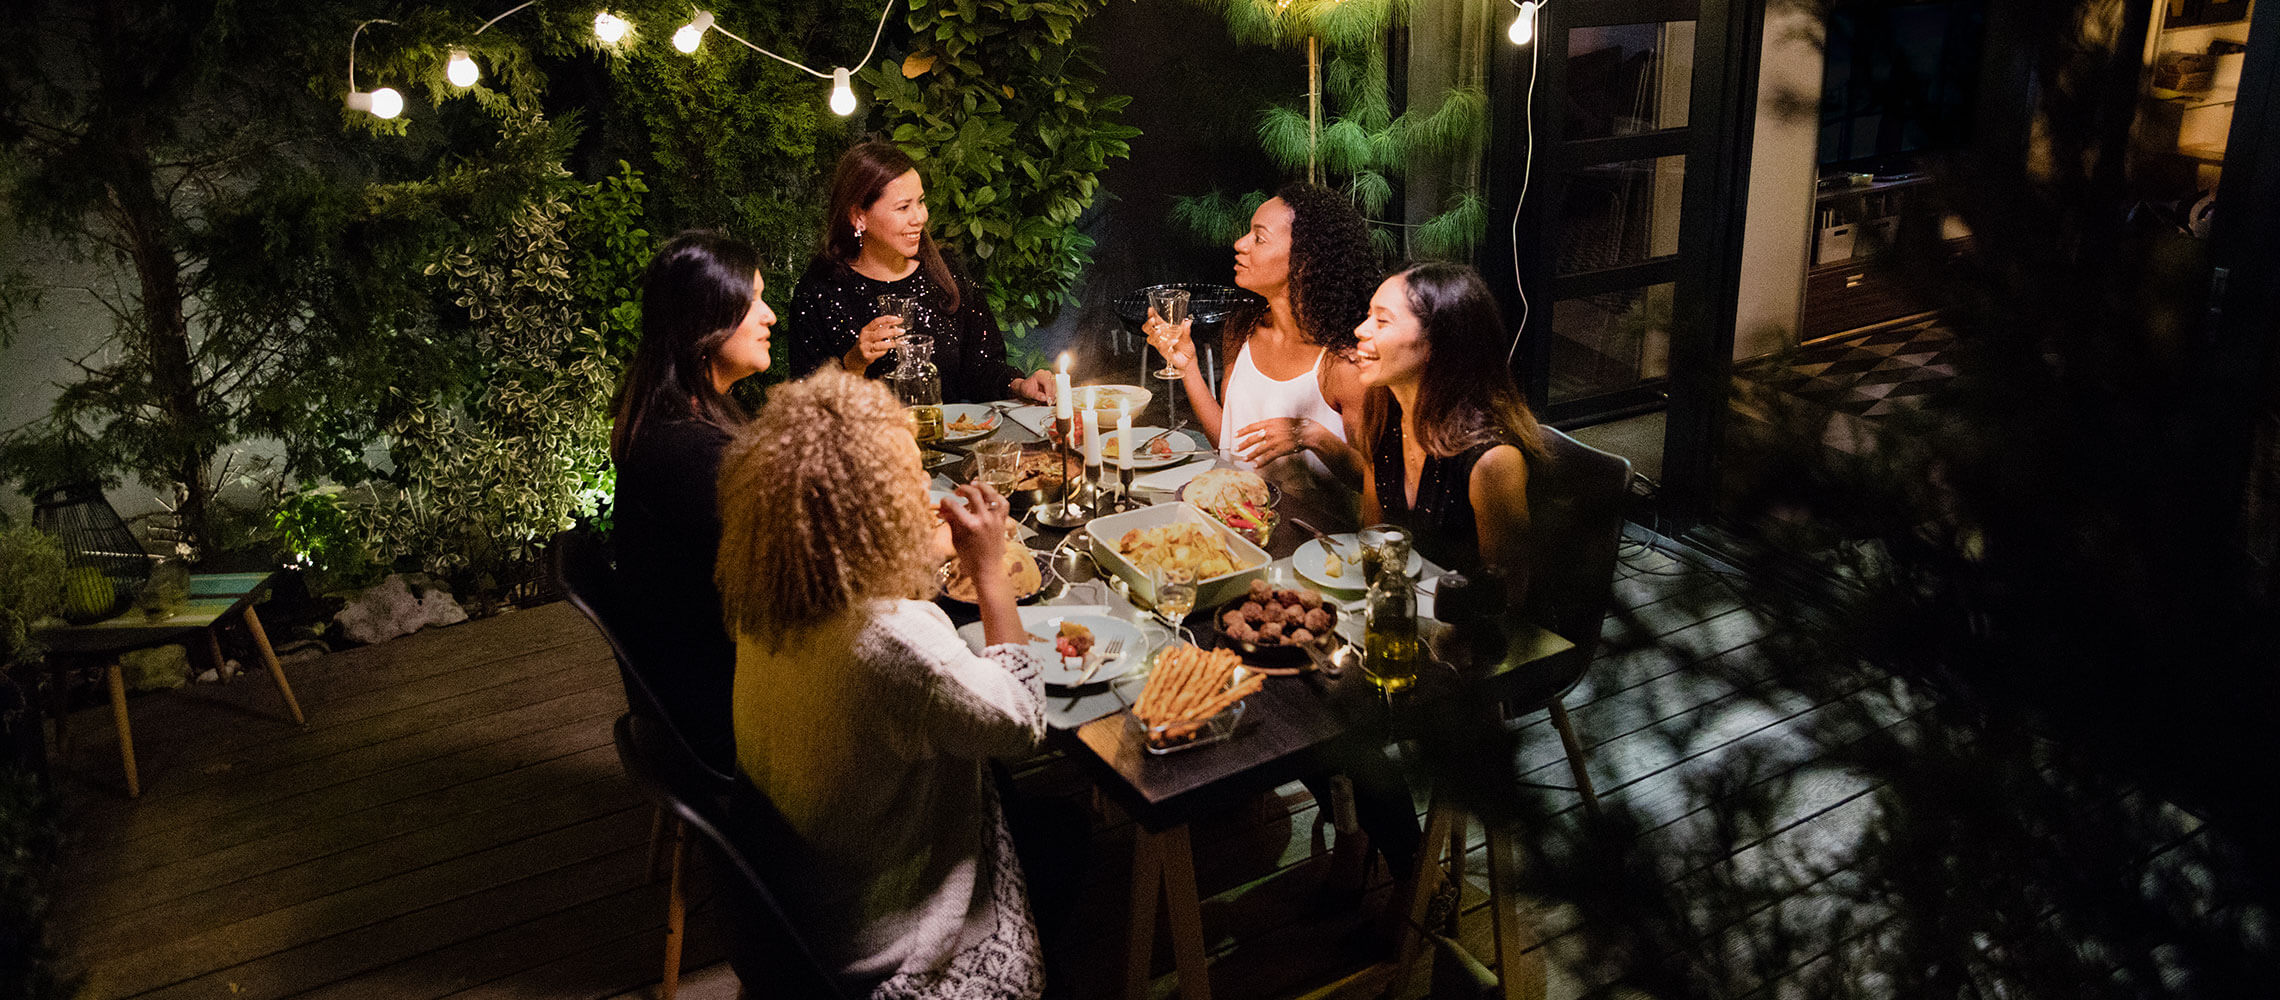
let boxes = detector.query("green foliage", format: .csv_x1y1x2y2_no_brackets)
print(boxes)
269,485,382,594
350,113,617,594
0,526,67,671
564,161,652,360
0,767,75,1000
1172,0,1487,260
862,0,1139,349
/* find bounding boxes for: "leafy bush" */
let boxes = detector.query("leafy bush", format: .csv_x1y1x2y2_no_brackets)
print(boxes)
862,0,1139,362
0,525,67,672
0,767,74,999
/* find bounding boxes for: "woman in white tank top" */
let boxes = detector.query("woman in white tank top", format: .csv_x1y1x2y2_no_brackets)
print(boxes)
1146,182,1377,490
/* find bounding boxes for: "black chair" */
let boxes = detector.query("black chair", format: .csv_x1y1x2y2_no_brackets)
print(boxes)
554,531,735,1000
1111,282,1262,396
1392,426,1633,999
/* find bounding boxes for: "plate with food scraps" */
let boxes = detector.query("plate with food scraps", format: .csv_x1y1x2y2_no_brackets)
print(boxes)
1099,427,1207,470
957,611,1147,687
1292,533,1422,592
939,404,1004,445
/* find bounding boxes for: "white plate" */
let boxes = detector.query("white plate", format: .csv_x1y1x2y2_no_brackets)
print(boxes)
958,611,1148,686
1292,534,1423,591
939,404,1003,445
1098,427,1206,470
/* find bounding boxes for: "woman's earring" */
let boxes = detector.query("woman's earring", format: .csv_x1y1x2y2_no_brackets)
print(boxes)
854,221,867,241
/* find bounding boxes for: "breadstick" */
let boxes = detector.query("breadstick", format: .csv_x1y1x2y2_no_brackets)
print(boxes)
1138,645,1193,722
1165,649,1235,721
1189,673,1263,721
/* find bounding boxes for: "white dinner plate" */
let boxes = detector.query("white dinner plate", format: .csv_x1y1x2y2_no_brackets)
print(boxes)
1292,534,1423,591
1098,427,1206,470
939,404,1002,445
1003,403,1055,435
957,611,1147,687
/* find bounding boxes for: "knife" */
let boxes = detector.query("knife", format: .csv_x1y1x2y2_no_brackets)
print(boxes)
1289,517,1354,562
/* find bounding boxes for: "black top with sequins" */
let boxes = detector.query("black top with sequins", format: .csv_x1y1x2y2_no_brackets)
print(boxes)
1371,401,1501,573
787,256,1025,404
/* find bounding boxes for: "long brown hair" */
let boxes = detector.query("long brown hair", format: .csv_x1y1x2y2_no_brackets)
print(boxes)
610,231,760,459
820,141,960,312
1362,262,1546,461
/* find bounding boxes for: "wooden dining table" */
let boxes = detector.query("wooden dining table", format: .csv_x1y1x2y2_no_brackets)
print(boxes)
937,401,1577,1000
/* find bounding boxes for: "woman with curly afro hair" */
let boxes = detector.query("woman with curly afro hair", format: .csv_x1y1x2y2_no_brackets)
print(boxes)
1148,181,1378,494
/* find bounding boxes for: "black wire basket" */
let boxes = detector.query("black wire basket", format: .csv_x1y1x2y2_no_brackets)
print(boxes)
32,483,151,625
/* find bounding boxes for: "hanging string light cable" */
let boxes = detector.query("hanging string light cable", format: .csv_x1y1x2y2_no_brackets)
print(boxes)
679,2,899,115
1505,0,1545,366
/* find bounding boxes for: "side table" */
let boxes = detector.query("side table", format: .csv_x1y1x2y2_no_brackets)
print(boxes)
34,570,308,796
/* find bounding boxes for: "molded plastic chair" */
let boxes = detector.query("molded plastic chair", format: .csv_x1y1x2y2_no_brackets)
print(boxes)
554,531,735,1000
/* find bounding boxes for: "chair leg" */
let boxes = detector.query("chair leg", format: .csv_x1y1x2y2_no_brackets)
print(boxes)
240,607,307,726
1482,823,1547,1000
646,804,669,881
1444,812,1468,936
1123,825,1164,1000
1547,699,1601,821
106,661,139,798
661,816,686,1000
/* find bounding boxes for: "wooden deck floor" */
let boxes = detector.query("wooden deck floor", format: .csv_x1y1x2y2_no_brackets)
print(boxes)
47,534,1896,1000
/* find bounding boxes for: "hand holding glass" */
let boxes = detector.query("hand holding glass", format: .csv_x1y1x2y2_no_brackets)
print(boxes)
1148,288,1191,380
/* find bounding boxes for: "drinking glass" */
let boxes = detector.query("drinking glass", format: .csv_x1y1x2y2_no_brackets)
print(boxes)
1148,288,1191,380
1153,565,1197,640
972,440,1021,493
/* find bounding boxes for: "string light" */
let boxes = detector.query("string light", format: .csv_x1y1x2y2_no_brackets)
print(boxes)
344,19,403,119
679,3,898,116
1508,1,1538,46
446,47,480,87
673,10,714,53
593,11,630,44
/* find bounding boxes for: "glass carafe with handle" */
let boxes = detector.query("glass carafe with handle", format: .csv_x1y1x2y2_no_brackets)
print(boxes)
892,334,944,446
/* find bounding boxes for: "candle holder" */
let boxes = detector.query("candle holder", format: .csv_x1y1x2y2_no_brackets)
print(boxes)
1035,413,1092,528
1111,463,1143,512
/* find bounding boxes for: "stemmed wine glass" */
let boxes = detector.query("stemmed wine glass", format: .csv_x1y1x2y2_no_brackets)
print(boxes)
1153,565,1197,643
1148,288,1191,381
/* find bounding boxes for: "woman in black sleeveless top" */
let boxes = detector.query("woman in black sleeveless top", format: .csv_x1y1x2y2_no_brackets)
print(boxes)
1351,263,1546,602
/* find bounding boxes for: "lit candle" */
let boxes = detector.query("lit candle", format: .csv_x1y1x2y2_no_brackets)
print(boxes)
1117,400,1135,471
1082,393,1103,467
1054,353,1073,420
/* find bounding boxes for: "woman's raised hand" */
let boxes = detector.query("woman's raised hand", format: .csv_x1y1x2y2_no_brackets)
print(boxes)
1145,307,1197,375
941,482,1012,578
846,314,902,372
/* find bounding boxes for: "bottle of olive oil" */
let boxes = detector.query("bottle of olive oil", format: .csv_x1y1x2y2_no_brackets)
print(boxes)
1363,559,1420,693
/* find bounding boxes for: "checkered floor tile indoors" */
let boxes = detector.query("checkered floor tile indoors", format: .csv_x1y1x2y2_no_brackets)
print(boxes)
1738,316,1958,419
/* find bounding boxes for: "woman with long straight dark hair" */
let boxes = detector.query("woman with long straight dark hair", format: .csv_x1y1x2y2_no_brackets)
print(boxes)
1351,262,1546,597
609,230,775,767
788,141,1055,404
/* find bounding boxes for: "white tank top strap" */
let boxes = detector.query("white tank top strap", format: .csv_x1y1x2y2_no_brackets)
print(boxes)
1218,339,1346,481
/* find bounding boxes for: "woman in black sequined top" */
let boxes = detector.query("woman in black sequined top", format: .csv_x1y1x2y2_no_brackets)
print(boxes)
789,142,1056,404
1350,263,1547,602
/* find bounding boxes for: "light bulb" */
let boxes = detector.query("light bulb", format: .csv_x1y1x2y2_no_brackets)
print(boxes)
829,67,856,115
369,87,403,119
593,11,629,44
673,10,714,53
1508,1,1537,46
446,47,478,87
347,87,404,119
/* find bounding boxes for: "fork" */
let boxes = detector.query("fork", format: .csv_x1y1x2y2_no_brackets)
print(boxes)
1074,637,1126,685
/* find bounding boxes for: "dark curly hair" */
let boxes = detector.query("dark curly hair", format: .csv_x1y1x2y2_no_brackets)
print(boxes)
1223,182,1378,357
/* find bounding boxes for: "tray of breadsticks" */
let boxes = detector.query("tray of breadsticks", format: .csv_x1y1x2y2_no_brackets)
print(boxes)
1126,644,1265,754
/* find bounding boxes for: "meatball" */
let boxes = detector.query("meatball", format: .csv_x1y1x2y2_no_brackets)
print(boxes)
1258,621,1285,641
1274,588,1302,606
1289,628,1314,645
1302,608,1334,633
1222,608,1247,630
1226,622,1258,643
1239,601,1266,621
1247,579,1275,601
1295,589,1324,610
